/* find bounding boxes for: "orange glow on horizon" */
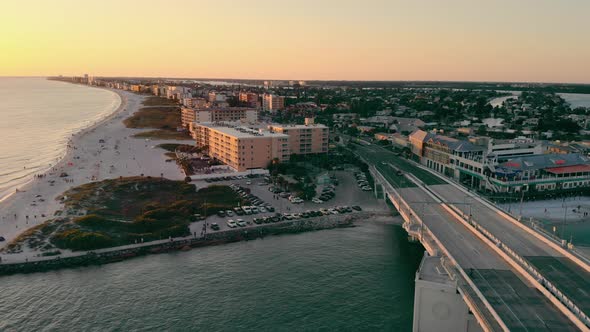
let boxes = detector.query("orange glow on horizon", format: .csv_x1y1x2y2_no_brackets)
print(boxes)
1,0,589,83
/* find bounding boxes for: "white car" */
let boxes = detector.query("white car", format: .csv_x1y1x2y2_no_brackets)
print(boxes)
226,219,237,228
312,198,323,204
362,186,372,191
246,180,252,185
226,210,234,217
236,219,246,227
259,207,267,213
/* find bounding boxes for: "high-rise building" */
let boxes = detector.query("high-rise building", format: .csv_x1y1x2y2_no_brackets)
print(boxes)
192,123,290,171
268,122,329,154
262,94,285,112
181,107,258,128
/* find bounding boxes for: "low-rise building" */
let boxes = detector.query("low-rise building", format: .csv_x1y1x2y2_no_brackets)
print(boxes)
239,92,260,108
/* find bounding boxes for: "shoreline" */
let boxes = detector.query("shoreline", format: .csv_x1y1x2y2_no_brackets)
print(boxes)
0,83,125,203
0,87,190,252
0,213,385,276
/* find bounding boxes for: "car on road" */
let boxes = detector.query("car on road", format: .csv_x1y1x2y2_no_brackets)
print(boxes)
226,220,237,228
210,223,220,230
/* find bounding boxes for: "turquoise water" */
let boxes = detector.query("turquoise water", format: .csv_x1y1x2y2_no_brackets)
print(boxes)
0,221,423,331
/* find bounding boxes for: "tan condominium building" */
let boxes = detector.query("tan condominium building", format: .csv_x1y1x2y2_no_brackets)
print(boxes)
181,107,258,128
268,123,329,154
262,93,285,112
193,123,290,172
238,92,260,108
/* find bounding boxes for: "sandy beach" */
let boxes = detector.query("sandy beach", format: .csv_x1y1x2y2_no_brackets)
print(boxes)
0,90,190,250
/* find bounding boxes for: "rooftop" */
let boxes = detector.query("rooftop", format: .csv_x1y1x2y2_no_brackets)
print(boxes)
268,123,328,129
197,122,289,139
498,153,590,171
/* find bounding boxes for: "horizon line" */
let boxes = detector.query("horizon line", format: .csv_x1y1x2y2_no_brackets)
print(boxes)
3,75,590,86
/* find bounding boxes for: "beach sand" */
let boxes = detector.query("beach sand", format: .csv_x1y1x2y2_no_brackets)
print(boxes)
0,90,191,250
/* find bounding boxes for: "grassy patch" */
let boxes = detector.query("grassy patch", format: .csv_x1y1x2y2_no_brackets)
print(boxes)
132,130,191,140
8,177,246,251
60,176,241,219
142,96,179,106
124,107,181,130
157,143,182,152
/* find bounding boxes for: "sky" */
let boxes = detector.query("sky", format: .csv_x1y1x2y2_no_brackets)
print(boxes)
1,0,589,83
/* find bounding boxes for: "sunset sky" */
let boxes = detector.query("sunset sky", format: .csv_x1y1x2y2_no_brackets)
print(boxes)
1,0,589,83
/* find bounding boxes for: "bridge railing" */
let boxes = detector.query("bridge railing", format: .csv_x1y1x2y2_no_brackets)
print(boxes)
446,202,590,329
402,163,590,329
407,156,590,268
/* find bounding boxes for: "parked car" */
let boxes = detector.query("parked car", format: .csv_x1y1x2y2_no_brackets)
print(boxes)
352,205,362,211
226,210,234,217
226,220,237,228
236,219,246,227
210,223,220,230
217,210,226,217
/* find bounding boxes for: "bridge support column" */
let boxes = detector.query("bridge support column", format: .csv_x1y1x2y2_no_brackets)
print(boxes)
413,254,483,332
374,183,385,200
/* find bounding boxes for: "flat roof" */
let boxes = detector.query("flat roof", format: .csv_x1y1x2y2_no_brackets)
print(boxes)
197,123,288,139
269,123,327,129
545,164,590,174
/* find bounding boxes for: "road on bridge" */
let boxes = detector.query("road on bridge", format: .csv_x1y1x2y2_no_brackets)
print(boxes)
353,141,583,331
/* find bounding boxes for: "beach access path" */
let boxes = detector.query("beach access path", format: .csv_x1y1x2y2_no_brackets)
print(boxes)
0,90,190,251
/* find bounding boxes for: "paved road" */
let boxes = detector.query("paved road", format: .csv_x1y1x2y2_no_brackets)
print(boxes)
431,183,590,317
396,187,576,330
354,143,580,330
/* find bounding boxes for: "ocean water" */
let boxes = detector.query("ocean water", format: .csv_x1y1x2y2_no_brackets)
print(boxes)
0,221,423,331
559,93,590,108
0,77,120,201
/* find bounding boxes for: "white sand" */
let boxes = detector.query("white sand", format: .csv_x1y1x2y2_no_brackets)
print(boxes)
0,90,190,250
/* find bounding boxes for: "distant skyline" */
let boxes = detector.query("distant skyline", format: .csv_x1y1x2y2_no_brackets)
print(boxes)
1,0,589,83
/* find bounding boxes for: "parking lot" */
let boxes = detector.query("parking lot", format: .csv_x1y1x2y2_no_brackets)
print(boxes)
189,170,387,234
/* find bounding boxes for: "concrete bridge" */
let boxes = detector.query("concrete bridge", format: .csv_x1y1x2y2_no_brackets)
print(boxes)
355,143,590,332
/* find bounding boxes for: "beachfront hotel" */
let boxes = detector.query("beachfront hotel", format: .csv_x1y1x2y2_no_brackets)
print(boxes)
268,120,329,155
181,107,259,128
193,123,290,172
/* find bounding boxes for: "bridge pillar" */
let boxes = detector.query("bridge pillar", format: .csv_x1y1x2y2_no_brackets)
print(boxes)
413,254,483,332
374,183,385,200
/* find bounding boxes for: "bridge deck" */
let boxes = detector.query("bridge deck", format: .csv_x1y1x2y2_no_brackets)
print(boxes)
431,183,590,316
356,143,582,330
397,187,577,331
